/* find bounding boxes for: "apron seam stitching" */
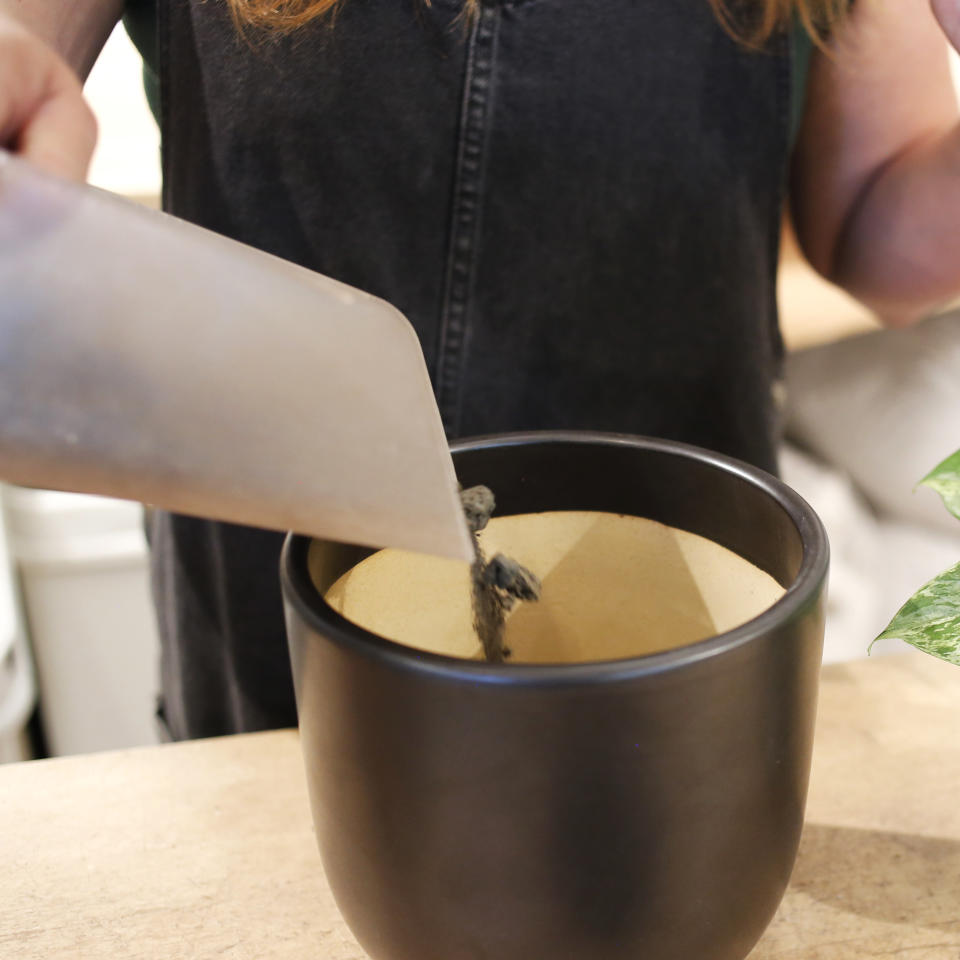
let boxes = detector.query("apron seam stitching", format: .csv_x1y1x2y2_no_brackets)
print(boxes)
434,4,501,437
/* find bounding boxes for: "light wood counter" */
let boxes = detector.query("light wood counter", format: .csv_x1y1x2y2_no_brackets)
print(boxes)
3,651,959,959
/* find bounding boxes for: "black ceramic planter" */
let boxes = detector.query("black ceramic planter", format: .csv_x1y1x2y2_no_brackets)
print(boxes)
281,432,829,960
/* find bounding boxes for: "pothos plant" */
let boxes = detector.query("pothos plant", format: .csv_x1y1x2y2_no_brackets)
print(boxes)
870,449,960,665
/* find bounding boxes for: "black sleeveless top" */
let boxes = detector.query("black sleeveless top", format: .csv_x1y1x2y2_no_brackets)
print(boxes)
143,0,794,740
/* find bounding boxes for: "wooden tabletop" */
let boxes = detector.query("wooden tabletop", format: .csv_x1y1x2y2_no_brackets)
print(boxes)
3,651,960,959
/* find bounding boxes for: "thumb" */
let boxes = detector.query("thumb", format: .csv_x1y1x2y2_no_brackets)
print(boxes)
931,0,960,52
0,23,98,181
16,84,98,182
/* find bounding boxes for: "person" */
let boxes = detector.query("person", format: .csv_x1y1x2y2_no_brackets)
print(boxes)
1,0,958,740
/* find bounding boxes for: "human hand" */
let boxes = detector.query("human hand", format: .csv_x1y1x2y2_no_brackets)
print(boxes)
931,0,960,52
0,14,97,181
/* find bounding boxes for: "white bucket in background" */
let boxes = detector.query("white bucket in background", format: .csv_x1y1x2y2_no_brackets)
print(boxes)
0,496,34,763
2,488,161,756
0,632,36,763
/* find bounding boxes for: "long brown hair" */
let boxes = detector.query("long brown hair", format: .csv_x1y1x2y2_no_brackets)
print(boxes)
225,0,845,43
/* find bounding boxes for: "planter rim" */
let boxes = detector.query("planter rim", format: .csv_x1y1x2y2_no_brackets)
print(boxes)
280,430,829,686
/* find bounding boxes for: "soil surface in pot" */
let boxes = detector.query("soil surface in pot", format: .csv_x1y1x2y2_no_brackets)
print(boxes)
323,511,785,663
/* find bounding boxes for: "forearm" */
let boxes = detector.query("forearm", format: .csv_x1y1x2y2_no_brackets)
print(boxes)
788,0,960,326
0,0,123,78
826,126,960,325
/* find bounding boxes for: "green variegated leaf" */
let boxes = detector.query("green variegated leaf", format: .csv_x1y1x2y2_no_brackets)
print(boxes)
871,562,960,665
920,449,960,521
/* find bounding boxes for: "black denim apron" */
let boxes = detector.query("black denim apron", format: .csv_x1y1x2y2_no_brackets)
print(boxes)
152,0,791,739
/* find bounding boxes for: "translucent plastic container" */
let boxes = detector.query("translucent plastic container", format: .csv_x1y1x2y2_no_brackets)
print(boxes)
3,487,160,756
0,495,33,763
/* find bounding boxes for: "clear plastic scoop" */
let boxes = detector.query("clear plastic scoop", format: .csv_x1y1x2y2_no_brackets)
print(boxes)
0,152,473,562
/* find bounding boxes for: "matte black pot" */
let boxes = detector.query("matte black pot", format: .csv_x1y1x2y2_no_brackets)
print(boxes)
281,432,828,960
